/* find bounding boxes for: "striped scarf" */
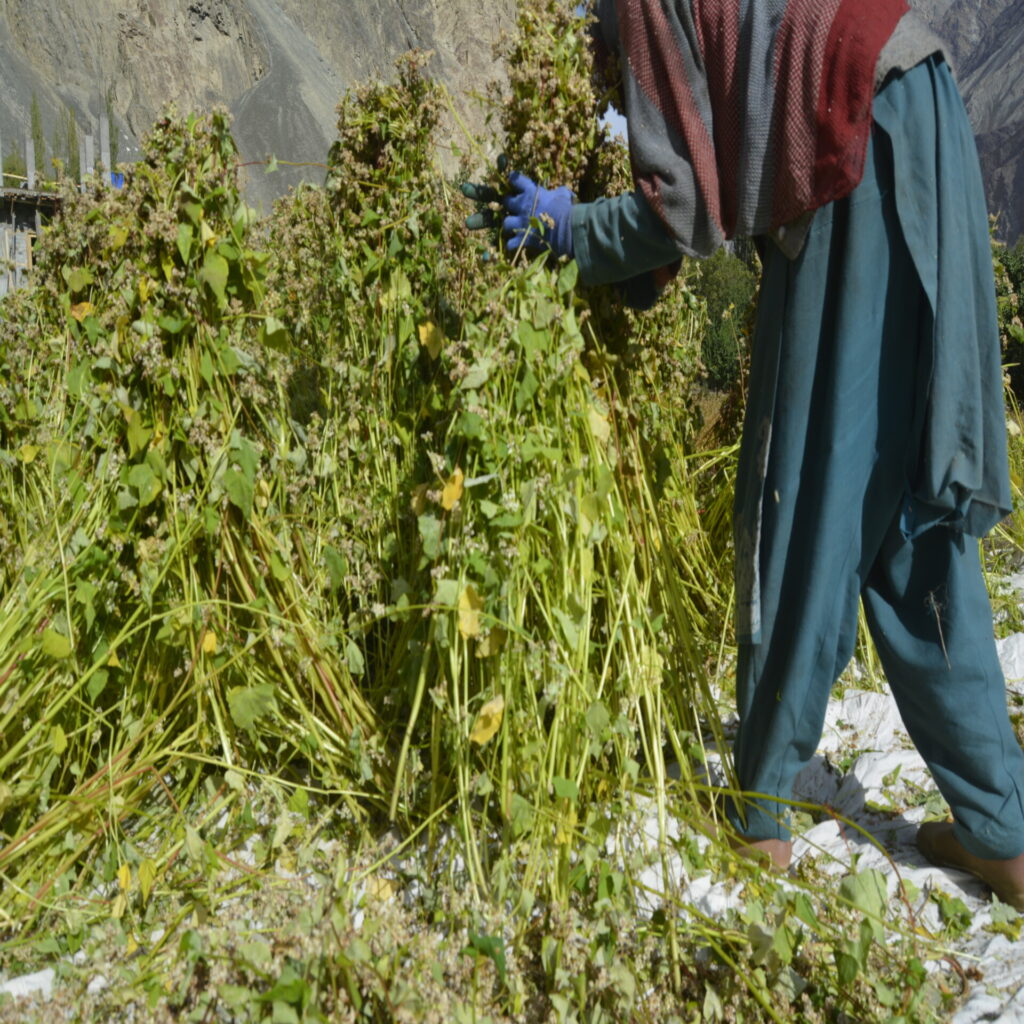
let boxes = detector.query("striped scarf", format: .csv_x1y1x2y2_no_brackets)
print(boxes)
598,0,909,256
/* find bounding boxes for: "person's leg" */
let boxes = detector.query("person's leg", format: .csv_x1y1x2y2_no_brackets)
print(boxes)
729,125,923,841
862,525,1024,860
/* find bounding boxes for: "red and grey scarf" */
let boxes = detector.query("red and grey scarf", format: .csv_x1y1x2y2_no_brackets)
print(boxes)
597,0,909,256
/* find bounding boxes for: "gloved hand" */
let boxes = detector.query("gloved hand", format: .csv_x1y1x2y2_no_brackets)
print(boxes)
500,171,575,259
461,163,575,260
461,153,507,231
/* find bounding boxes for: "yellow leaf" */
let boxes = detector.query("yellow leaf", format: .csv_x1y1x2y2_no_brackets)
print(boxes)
200,221,218,247
110,892,127,920
139,858,157,904
458,583,484,639
117,862,131,892
138,276,152,303
476,626,507,659
202,630,218,654
125,934,139,957
107,648,121,668
51,724,67,756
555,807,578,845
108,224,129,249
367,875,397,902
418,320,444,360
469,694,504,746
70,301,94,322
588,404,611,445
17,444,39,464
442,467,464,511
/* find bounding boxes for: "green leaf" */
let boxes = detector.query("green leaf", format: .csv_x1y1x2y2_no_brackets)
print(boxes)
223,467,254,518
460,357,493,391
271,1003,299,1024
552,776,578,803
239,941,272,969
552,607,581,650
585,701,610,739
218,985,254,1010
346,640,365,676
835,950,860,986
933,890,972,935
261,316,290,352
557,260,578,295
86,669,109,704
199,250,229,308
199,349,215,385
263,965,309,1006
509,793,535,838
181,200,203,225
839,868,888,940
324,547,347,589
515,368,539,411
127,463,162,507
792,893,819,929
269,550,290,581
184,826,204,864
418,513,443,560
67,267,94,294
772,923,796,965
125,409,152,458
75,579,98,630
158,314,189,334
227,683,278,731
177,221,193,264
433,577,460,608
231,436,259,481
463,933,507,985
41,628,73,660
518,321,549,360
66,360,92,397
873,979,897,1007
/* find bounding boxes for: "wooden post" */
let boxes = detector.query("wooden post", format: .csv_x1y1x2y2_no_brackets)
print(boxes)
26,131,35,189
99,113,111,181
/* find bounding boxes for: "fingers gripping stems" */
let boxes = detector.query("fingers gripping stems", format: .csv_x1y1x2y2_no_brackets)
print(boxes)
461,158,575,260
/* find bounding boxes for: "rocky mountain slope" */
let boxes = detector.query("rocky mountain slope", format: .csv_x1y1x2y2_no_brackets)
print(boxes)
0,1,1021,241
911,0,1024,244
0,0,515,210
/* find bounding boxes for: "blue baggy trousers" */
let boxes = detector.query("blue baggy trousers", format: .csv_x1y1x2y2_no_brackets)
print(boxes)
729,57,1024,860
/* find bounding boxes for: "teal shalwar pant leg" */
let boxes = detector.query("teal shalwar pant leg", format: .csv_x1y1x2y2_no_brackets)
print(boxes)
729,59,1024,860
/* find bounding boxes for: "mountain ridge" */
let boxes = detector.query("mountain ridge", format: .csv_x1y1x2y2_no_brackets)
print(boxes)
0,1,1021,242
0,0,515,210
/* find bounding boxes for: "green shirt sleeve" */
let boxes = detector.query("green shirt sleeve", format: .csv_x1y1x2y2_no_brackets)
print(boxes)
571,191,684,309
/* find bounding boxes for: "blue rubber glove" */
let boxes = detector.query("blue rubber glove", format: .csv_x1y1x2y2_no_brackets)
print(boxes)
502,171,575,259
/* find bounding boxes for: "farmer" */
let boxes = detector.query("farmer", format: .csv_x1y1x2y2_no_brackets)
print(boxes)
464,0,1024,909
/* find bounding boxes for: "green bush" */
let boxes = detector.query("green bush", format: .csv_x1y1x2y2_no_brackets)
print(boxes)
695,246,758,390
